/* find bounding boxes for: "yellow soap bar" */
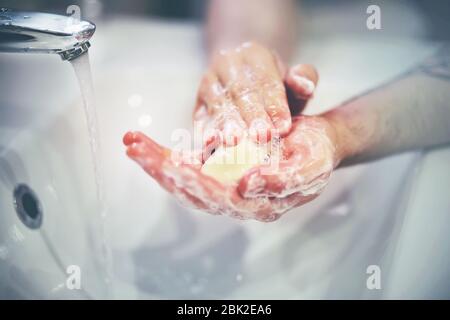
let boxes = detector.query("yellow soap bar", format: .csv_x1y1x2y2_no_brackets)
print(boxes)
201,137,269,184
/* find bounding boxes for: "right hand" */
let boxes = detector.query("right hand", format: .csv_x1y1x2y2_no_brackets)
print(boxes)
193,41,318,150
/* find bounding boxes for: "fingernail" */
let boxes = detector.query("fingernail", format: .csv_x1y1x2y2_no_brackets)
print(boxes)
123,132,133,145
223,121,243,146
203,128,219,147
273,118,291,134
293,75,315,96
249,119,271,143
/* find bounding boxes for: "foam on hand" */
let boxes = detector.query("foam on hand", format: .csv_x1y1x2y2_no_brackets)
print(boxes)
201,136,270,184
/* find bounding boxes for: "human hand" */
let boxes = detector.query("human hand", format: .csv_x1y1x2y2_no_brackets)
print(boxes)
193,41,318,149
123,113,340,222
237,116,339,204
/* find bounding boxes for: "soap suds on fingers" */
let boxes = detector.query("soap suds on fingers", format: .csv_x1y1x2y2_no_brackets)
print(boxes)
123,116,336,222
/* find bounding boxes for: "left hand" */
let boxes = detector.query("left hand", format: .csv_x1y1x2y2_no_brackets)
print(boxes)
123,114,339,222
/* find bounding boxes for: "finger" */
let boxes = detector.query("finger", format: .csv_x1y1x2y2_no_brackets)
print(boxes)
193,101,219,152
285,64,319,115
123,131,177,192
165,161,231,215
194,118,221,158
193,71,222,145
243,45,291,136
214,50,273,143
243,44,291,136
123,131,228,209
196,71,246,147
238,116,335,198
285,64,318,98
123,131,170,161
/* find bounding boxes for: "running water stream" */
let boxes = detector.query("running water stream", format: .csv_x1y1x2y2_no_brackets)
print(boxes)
70,52,113,296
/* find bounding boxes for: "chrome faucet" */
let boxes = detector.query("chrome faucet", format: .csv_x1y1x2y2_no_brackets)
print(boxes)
0,8,95,61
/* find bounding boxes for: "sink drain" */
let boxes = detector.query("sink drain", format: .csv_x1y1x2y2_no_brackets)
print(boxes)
13,184,43,229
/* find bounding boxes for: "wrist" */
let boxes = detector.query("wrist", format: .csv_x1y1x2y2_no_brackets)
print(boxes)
323,107,370,168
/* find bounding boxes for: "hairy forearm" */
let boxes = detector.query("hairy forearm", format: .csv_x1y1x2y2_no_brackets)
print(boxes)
326,48,450,167
205,0,298,61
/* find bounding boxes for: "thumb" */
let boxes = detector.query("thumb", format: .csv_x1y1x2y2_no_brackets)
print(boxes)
285,64,319,116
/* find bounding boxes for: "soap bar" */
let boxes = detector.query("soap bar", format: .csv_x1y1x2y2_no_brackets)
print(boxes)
201,137,269,184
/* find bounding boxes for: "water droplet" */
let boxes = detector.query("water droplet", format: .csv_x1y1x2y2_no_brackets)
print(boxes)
236,274,243,282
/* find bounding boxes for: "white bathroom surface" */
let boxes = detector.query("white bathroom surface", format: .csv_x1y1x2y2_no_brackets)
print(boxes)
0,5,449,299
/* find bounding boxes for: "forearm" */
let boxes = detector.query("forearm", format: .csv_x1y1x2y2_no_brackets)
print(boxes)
205,0,298,61
326,52,450,167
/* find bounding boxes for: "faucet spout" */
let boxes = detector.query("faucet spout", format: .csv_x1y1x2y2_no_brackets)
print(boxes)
0,8,95,61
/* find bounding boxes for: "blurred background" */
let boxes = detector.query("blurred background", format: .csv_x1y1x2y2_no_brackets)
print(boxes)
2,0,450,40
